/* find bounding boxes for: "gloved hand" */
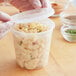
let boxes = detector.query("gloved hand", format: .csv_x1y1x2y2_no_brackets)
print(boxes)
10,0,50,11
0,12,14,39
0,11,11,22
0,0,50,39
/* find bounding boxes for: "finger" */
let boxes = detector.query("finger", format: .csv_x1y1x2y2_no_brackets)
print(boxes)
0,0,3,3
40,0,50,8
0,11,11,22
0,21,15,39
10,0,33,12
29,0,42,9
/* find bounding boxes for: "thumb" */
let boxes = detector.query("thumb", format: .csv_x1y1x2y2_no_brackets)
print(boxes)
0,11,11,22
0,21,15,39
41,0,50,8
29,0,42,9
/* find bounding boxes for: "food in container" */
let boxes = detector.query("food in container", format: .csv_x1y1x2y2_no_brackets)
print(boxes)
11,8,55,69
60,9,76,42
15,22,49,33
63,15,76,25
12,20,55,69
61,25,76,42
60,10,76,26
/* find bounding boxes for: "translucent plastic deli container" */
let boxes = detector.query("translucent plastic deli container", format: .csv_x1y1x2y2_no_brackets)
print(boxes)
60,9,76,42
11,8,55,70
61,25,76,42
60,9,76,26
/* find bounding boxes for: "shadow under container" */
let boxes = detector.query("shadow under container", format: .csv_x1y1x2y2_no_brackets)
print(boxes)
12,19,55,70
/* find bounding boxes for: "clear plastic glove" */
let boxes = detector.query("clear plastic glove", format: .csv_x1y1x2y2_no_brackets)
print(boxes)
0,0,3,3
70,0,76,7
0,12,14,39
0,21,14,39
0,11,11,22
10,0,50,11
